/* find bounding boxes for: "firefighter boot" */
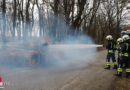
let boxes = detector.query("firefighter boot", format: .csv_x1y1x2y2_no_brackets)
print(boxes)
113,65,117,69
115,72,122,77
104,65,110,70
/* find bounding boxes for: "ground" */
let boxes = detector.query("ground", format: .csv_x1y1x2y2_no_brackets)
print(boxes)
109,73,130,90
0,50,130,90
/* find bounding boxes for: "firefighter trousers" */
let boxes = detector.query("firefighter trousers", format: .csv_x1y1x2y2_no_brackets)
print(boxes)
117,56,130,77
106,53,117,68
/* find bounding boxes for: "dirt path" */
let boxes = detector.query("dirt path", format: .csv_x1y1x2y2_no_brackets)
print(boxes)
58,50,116,90
0,50,118,90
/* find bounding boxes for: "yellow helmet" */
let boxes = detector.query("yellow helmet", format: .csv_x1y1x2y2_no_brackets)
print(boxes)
106,35,113,40
117,38,123,43
122,35,129,41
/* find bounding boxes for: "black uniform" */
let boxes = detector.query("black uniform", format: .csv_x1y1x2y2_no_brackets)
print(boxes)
116,40,130,77
105,40,117,69
117,42,123,64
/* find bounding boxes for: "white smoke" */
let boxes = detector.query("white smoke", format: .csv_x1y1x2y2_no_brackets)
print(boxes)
0,12,101,69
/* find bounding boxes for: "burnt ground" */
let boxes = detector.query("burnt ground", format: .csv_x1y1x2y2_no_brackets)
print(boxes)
0,49,130,90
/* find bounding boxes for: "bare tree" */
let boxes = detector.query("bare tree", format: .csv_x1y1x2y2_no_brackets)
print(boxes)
0,0,128,44
1,0,6,42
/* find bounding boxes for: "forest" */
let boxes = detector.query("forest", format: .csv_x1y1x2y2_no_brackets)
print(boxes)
0,0,128,44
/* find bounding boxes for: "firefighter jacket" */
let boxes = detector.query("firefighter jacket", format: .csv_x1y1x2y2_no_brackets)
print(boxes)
120,41,130,57
106,40,117,54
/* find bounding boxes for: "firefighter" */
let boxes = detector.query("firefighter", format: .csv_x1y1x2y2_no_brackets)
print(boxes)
104,35,117,69
115,35,130,78
116,38,124,64
115,38,124,76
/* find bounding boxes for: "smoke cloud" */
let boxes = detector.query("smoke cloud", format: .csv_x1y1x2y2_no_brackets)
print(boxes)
0,13,100,69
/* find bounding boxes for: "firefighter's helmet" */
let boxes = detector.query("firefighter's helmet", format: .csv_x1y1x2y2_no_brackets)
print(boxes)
122,35,129,41
117,38,123,43
106,35,113,40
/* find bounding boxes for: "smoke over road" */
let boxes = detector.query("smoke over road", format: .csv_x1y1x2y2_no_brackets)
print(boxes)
0,30,103,68
0,33,104,90
0,43,102,67
0,13,104,90
0,49,106,90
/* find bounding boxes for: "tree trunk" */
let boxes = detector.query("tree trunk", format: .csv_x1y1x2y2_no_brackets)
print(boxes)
12,0,17,38
2,0,6,43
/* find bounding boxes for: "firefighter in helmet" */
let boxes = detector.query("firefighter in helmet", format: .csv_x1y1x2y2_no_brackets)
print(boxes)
115,37,124,76
116,38,124,64
115,35,130,78
105,35,117,69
